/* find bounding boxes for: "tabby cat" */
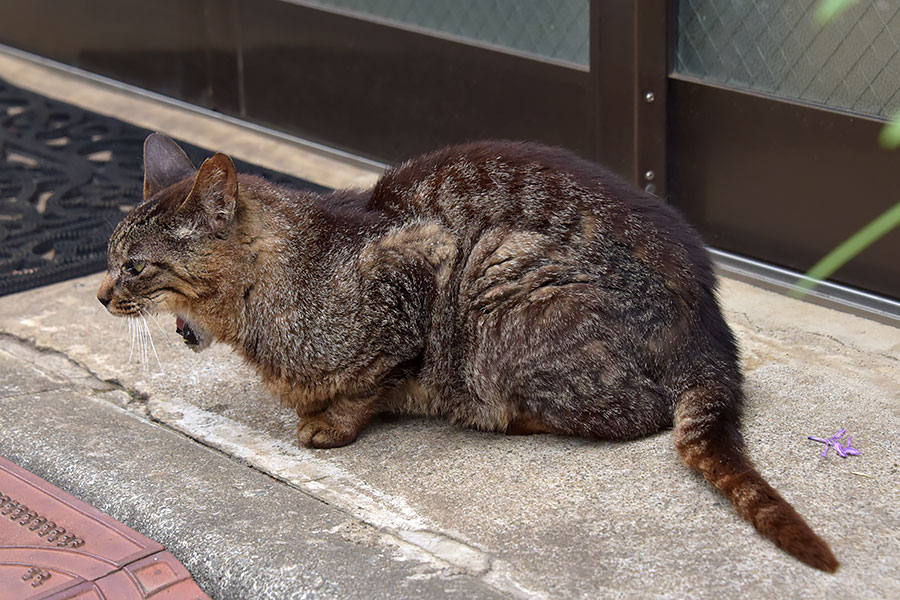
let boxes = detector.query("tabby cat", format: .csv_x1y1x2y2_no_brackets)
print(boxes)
98,133,838,572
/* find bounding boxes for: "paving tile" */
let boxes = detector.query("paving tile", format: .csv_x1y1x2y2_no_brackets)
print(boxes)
0,457,209,600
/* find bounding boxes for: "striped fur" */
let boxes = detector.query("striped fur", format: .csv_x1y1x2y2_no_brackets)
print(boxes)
99,134,839,572
674,385,838,572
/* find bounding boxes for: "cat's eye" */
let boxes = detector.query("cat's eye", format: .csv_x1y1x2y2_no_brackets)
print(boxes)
123,260,146,276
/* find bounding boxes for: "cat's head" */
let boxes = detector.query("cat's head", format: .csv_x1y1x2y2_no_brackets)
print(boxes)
97,133,241,351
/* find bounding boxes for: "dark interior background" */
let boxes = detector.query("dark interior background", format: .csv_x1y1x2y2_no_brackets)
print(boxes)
0,0,897,300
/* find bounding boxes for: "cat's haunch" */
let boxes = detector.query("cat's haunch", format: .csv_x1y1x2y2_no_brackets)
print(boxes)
99,133,838,573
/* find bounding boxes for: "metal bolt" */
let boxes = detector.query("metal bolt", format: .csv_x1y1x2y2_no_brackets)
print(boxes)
46,527,66,543
644,183,657,195
644,91,655,103
9,504,27,520
31,571,51,588
644,170,655,181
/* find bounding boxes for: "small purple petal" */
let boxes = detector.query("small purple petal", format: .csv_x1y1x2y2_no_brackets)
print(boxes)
807,429,862,458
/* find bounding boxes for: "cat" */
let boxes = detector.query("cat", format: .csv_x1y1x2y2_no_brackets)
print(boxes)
98,133,838,572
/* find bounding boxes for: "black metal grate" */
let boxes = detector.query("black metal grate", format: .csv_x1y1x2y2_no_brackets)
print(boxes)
676,0,900,119
0,78,328,297
304,0,590,65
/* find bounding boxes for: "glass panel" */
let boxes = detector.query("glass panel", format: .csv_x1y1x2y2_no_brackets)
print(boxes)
676,0,900,119
297,0,589,65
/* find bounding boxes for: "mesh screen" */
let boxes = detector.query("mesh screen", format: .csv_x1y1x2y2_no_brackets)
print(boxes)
302,0,589,65
676,0,900,119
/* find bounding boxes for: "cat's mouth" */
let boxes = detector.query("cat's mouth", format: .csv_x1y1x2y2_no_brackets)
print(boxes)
175,315,211,352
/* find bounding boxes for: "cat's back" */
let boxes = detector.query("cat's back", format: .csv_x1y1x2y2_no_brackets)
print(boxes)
366,141,711,287
368,141,602,224
367,141,694,243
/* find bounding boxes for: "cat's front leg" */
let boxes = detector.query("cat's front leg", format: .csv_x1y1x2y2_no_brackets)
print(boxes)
295,392,382,449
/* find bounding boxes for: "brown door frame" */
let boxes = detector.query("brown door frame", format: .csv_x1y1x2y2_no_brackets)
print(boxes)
591,0,669,196
0,0,669,176
1,0,897,302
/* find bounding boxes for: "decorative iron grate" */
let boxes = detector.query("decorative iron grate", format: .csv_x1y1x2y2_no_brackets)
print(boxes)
0,78,328,297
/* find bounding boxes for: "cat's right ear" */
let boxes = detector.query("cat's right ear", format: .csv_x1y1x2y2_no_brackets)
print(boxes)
143,133,195,200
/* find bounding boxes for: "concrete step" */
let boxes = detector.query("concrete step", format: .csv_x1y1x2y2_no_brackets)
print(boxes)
0,334,507,599
1,270,897,599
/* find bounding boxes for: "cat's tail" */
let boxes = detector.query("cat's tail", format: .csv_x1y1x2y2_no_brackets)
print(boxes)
673,383,839,572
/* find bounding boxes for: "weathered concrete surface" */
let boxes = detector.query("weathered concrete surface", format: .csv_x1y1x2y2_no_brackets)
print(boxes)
0,271,897,599
0,337,508,600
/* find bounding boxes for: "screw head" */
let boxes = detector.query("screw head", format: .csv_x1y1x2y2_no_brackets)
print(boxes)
644,183,657,195
644,170,655,181
644,91,655,103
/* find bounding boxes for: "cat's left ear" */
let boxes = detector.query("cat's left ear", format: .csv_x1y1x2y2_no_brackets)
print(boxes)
143,133,195,200
178,153,238,234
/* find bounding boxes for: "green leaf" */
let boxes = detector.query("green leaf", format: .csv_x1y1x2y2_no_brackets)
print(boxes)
879,113,900,149
814,0,859,24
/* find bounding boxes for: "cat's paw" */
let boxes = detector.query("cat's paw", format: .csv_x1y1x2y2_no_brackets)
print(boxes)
296,416,358,449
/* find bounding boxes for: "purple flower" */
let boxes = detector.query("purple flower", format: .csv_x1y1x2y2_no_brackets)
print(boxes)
808,429,861,458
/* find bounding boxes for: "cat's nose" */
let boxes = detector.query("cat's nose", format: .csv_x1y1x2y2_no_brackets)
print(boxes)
97,278,113,308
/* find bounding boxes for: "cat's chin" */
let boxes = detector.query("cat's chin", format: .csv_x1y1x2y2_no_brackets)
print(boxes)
175,315,211,352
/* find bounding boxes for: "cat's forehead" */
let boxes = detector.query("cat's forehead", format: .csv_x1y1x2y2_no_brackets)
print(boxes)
108,179,193,255
108,198,169,256
107,213,154,260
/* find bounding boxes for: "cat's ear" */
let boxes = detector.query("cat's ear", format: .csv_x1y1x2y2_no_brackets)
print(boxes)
178,153,238,234
143,133,195,200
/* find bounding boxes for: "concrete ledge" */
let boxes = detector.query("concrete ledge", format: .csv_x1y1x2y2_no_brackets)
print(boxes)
1,272,897,599
0,337,506,599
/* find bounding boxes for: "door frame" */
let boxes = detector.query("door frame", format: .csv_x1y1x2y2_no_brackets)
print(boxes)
0,0,897,311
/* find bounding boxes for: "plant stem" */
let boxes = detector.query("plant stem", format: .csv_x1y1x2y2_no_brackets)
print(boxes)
793,201,900,296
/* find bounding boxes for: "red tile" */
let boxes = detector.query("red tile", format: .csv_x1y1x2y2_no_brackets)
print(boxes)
0,457,210,600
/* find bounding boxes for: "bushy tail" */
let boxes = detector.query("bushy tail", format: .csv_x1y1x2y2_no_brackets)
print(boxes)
674,384,839,572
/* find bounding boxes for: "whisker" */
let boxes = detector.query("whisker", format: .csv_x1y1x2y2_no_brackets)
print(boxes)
128,317,136,363
140,317,149,378
145,310,175,346
134,316,141,367
135,315,143,369
141,312,163,371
